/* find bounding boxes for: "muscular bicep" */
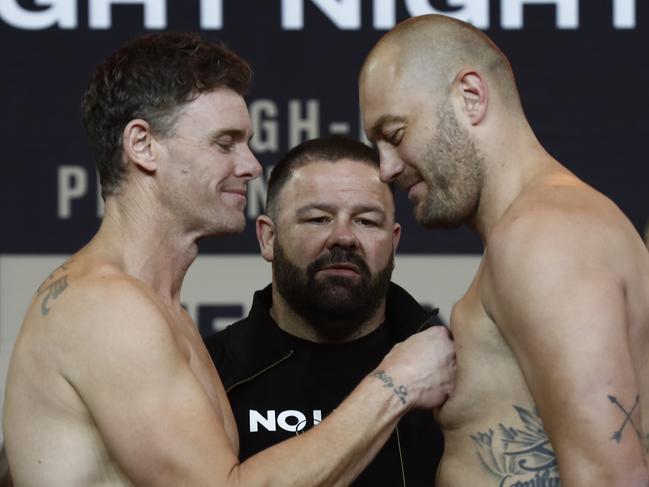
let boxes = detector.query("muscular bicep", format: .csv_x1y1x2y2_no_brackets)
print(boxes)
61,286,238,486
483,227,646,484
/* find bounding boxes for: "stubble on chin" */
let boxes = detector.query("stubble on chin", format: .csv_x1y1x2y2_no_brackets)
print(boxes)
205,211,246,237
417,193,477,229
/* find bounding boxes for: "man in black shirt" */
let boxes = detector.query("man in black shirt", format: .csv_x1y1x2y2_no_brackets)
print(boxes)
206,136,446,486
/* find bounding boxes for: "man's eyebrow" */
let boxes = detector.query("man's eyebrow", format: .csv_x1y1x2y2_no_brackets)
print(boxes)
296,204,336,217
211,128,253,141
295,203,387,217
369,115,407,138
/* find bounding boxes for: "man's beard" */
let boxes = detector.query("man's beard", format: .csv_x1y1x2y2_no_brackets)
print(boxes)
273,241,394,342
415,98,484,229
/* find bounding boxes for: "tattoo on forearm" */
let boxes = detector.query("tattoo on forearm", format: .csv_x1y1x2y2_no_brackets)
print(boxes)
609,394,645,446
471,406,559,486
37,262,72,316
370,370,408,405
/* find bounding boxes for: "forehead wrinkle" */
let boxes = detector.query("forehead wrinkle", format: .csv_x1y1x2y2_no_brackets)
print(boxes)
351,203,388,218
295,202,391,220
173,102,251,142
285,162,393,208
361,49,416,133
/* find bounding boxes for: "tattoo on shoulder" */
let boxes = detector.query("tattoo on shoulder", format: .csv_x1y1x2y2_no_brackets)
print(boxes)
370,370,408,405
37,261,72,316
608,394,648,449
471,405,560,486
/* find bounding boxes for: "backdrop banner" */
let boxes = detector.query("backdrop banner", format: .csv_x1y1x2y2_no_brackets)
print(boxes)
1,1,647,256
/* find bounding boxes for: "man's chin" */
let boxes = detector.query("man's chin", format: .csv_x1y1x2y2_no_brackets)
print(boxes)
231,218,246,234
414,204,437,228
415,204,464,229
315,282,360,303
206,214,246,237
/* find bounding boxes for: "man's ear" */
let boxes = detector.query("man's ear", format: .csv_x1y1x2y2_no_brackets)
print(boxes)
122,119,158,173
392,222,401,254
256,214,276,262
454,69,488,126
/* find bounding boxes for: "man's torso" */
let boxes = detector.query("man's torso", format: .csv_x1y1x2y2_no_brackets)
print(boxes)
435,179,649,486
436,260,558,486
3,254,237,486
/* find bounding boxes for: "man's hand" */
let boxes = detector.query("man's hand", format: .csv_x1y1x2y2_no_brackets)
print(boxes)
374,326,456,410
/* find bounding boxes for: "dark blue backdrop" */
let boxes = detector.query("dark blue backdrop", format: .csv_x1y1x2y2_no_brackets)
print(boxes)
1,1,647,254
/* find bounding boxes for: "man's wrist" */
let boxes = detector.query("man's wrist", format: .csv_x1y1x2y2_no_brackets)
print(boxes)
368,369,412,412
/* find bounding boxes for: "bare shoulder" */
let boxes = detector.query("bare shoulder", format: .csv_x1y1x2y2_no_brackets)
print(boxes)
28,258,164,328
486,175,641,276
20,258,178,374
481,174,649,329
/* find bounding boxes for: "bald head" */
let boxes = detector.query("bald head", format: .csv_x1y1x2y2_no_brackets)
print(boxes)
361,14,521,111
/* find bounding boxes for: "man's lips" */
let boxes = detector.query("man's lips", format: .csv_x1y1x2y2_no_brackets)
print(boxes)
223,188,247,199
398,176,421,193
317,263,361,275
405,180,424,202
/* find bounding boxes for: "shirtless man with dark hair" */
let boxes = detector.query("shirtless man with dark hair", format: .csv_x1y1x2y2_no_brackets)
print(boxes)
3,32,456,486
360,14,649,486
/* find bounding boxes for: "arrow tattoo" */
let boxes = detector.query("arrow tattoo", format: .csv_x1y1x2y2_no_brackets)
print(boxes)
608,394,640,443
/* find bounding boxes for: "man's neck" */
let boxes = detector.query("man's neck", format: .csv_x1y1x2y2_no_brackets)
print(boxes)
269,285,386,344
471,122,565,242
90,196,200,305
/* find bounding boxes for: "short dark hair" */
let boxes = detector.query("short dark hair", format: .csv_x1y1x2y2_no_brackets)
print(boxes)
82,32,252,198
265,135,391,218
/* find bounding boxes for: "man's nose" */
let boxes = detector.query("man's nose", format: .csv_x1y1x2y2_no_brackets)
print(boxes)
379,148,405,183
325,220,359,250
237,145,262,180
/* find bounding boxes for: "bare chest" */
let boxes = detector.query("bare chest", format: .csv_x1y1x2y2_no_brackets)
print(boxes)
435,271,555,486
437,268,535,430
173,317,239,451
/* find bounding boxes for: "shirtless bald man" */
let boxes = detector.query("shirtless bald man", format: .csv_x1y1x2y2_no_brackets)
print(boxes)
360,14,649,486
3,33,456,486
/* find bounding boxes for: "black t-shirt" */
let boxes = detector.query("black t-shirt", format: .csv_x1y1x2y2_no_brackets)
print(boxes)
228,322,441,486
